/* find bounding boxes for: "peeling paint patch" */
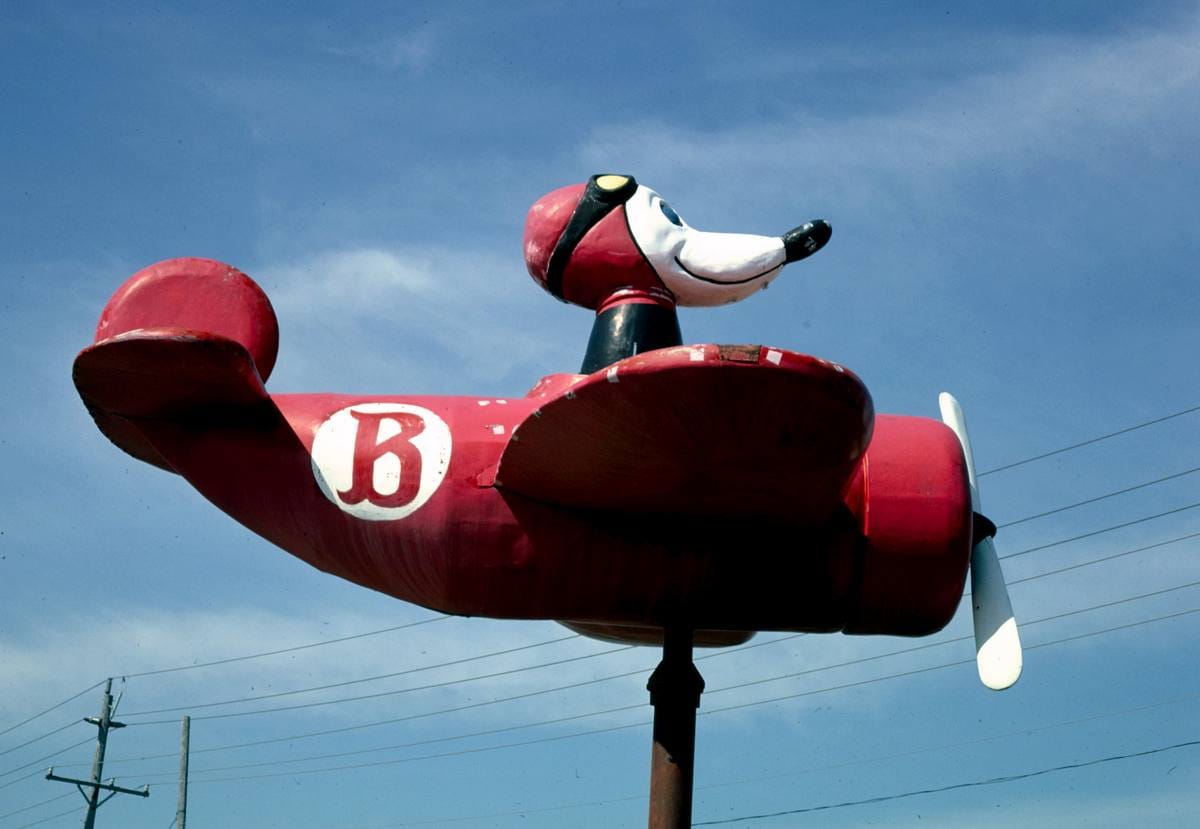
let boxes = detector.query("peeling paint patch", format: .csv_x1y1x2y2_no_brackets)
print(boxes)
765,349,783,365
477,400,491,406
489,424,505,435
689,348,705,362
606,366,620,383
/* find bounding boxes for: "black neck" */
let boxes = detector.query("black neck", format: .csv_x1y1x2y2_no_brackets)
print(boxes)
581,301,683,374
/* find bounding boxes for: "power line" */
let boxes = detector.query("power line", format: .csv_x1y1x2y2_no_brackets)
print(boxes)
161,607,1197,785
0,680,105,739
125,649,649,732
11,804,82,829
1001,501,1200,560
137,642,633,725
978,403,1200,476
705,579,1200,698
1007,531,1200,586
0,619,448,742
112,507,1199,726
40,470,1183,742
0,617,451,754
103,530,1198,762
341,788,648,829
62,541,1200,781
0,791,74,821
0,770,43,792
695,692,1200,795
147,705,648,782
432,613,1194,826
998,466,1200,528
133,583,1200,781
86,634,807,768
97,572,1200,773
0,738,94,784
4,409,1193,822
121,614,449,679
15,419,1185,742
703,606,1199,720
120,633,586,717
330,692,1200,828
0,721,79,758
155,562,1200,727
965,531,1197,599
0,413,1193,819
692,738,1200,825
112,592,1200,784
74,636,808,768
8,405,1188,734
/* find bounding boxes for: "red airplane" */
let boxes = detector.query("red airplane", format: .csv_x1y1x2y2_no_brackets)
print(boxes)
73,173,1022,691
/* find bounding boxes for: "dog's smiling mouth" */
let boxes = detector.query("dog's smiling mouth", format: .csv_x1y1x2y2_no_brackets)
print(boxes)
673,256,782,286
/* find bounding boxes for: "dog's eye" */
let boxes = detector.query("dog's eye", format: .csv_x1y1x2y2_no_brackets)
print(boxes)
659,201,683,227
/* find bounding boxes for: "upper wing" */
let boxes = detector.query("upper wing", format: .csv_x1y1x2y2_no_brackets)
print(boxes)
497,344,873,525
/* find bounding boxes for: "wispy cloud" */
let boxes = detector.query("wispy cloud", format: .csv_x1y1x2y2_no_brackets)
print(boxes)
0,603,957,739
579,20,1200,213
869,766,1200,829
323,28,437,73
255,246,576,395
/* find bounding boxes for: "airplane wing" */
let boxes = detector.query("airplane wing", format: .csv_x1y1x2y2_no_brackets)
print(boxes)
497,344,873,525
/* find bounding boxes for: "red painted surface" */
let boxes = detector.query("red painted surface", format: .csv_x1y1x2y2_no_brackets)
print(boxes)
559,206,668,308
523,185,669,309
498,345,872,525
523,183,584,288
595,287,675,314
96,258,279,380
74,258,974,642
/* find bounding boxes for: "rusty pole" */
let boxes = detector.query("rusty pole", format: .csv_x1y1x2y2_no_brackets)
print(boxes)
646,627,705,829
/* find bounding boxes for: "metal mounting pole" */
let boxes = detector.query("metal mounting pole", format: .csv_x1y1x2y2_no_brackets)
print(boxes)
646,627,705,829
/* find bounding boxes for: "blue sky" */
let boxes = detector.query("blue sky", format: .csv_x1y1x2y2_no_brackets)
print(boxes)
2,2,1199,827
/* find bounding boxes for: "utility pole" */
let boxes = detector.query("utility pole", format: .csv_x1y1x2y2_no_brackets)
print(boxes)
176,716,189,829
46,678,149,828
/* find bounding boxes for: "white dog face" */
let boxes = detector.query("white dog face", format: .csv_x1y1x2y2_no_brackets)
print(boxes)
624,185,792,306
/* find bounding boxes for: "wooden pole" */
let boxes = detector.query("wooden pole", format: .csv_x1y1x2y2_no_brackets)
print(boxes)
81,679,113,829
45,679,148,825
176,716,189,829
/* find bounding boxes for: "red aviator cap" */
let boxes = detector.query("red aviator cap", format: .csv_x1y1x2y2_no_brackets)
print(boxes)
523,174,670,311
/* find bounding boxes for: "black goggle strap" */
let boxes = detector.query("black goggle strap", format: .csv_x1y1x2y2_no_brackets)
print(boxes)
545,174,638,300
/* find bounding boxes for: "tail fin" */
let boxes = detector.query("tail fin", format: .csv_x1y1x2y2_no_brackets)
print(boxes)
74,258,280,470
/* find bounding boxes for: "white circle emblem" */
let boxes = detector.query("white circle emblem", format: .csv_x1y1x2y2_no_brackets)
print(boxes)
310,403,452,521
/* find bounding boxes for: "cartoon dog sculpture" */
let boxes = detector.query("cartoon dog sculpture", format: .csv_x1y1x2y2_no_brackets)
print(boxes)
74,174,979,650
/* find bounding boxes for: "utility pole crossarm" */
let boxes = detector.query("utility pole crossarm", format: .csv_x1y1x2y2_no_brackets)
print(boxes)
83,717,125,729
45,769,150,797
43,679,150,828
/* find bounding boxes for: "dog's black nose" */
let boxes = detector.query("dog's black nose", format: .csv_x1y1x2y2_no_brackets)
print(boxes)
782,219,832,263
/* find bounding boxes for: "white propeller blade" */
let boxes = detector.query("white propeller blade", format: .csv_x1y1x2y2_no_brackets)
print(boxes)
939,393,1023,690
